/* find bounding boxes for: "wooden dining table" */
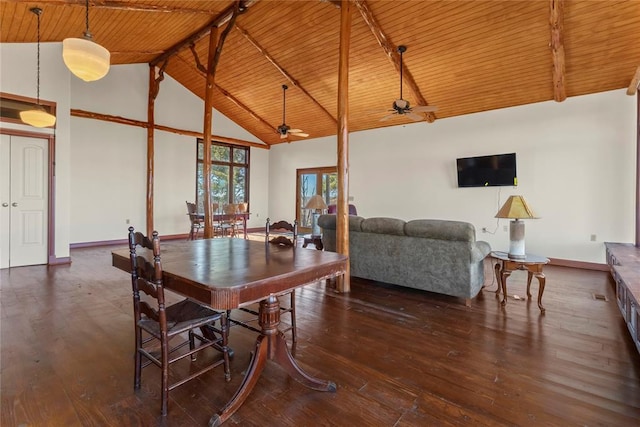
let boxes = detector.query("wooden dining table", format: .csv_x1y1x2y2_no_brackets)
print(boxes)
112,237,347,426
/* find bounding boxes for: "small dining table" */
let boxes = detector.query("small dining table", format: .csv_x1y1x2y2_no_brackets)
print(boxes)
112,237,347,426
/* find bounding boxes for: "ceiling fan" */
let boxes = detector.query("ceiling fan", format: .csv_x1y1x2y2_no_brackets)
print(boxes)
277,84,308,139
379,45,438,122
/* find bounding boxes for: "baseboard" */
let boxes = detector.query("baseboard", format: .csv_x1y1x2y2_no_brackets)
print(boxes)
548,257,608,271
48,256,71,265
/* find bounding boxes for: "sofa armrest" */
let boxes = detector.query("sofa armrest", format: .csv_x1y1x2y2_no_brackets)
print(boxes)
470,241,492,263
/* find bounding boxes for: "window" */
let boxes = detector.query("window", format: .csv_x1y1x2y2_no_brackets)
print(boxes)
296,167,337,231
196,139,249,211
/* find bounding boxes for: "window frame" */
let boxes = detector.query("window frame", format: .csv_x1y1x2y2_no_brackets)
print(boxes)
196,138,250,211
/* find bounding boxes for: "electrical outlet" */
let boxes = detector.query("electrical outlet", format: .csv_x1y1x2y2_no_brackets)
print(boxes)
126,219,130,224
590,234,596,242
503,225,508,232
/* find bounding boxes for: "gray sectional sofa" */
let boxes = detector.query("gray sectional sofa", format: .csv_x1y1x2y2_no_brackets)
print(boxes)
318,215,491,305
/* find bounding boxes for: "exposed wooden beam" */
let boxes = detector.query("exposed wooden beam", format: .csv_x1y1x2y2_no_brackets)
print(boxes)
202,27,218,238
235,24,337,125
150,0,258,67
320,0,342,8
550,0,567,102
627,66,640,96
353,0,436,123
4,0,215,14
145,65,158,237
336,0,352,293
203,3,241,238
69,109,267,149
636,95,640,246
175,54,276,142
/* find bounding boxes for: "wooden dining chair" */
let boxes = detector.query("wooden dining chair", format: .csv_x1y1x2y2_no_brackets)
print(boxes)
128,227,230,416
221,203,239,237
185,201,204,240
227,218,298,342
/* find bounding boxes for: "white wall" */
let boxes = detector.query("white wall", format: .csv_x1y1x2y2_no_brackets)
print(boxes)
2,42,636,264
67,64,269,242
1,43,270,249
269,90,636,264
0,42,72,258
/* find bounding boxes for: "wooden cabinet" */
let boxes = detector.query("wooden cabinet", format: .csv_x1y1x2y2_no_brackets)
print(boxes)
605,243,640,354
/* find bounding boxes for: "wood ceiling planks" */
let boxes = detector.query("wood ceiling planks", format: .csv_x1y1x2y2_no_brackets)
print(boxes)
4,1,640,144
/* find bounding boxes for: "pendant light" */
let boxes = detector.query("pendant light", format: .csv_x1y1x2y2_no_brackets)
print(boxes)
20,8,56,128
62,0,110,82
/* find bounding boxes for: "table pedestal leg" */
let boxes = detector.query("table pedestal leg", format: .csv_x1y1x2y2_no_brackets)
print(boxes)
209,295,335,426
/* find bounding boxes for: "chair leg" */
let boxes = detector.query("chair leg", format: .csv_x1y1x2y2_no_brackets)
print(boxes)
189,330,197,361
290,290,297,343
160,337,170,417
221,315,231,381
134,327,142,390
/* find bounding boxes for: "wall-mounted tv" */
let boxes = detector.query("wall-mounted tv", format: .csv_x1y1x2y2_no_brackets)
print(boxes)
456,153,517,188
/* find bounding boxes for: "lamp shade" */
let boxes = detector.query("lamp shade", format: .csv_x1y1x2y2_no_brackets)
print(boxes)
20,106,56,128
62,37,110,82
305,195,327,210
495,195,536,219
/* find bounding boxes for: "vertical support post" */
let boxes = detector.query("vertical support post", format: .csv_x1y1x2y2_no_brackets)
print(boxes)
636,93,640,247
146,65,156,237
203,28,218,238
336,0,352,293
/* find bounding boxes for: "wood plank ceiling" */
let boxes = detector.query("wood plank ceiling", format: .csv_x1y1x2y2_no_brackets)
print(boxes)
2,0,640,146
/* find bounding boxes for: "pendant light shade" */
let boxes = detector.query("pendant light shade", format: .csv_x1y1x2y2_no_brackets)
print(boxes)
21,7,56,128
63,37,110,81
62,0,110,82
20,105,57,128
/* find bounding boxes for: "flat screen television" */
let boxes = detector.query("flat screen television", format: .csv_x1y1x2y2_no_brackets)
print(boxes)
456,153,517,187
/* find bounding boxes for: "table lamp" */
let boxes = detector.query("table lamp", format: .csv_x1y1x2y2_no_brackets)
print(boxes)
495,195,537,259
305,195,327,237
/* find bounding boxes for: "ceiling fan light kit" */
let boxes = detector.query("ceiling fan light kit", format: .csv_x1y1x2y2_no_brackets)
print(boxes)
378,45,437,122
62,0,110,82
277,84,308,140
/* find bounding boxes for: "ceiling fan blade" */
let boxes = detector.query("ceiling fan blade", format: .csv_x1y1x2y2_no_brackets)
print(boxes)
406,112,423,121
290,132,309,138
379,114,396,122
288,128,303,133
411,105,438,113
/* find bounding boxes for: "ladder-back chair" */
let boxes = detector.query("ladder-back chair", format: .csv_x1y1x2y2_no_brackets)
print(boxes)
128,227,230,416
228,218,299,342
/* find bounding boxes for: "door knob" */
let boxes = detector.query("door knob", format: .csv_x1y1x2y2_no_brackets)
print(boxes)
11,202,18,207
1,203,7,207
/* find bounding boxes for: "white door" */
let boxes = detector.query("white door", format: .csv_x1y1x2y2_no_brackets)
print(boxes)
0,134,48,268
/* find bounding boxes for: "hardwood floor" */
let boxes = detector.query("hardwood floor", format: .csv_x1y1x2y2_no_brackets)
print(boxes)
1,245,639,426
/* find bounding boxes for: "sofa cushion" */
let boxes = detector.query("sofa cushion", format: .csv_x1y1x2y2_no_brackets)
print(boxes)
361,217,406,236
405,219,476,242
317,214,364,232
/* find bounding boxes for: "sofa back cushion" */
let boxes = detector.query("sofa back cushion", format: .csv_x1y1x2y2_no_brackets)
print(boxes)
361,217,406,236
405,219,476,242
318,214,364,232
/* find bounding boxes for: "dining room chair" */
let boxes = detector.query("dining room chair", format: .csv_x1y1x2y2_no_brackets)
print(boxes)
221,203,240,237
228,218,299,343
127,226,230,416
185,201,204,240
